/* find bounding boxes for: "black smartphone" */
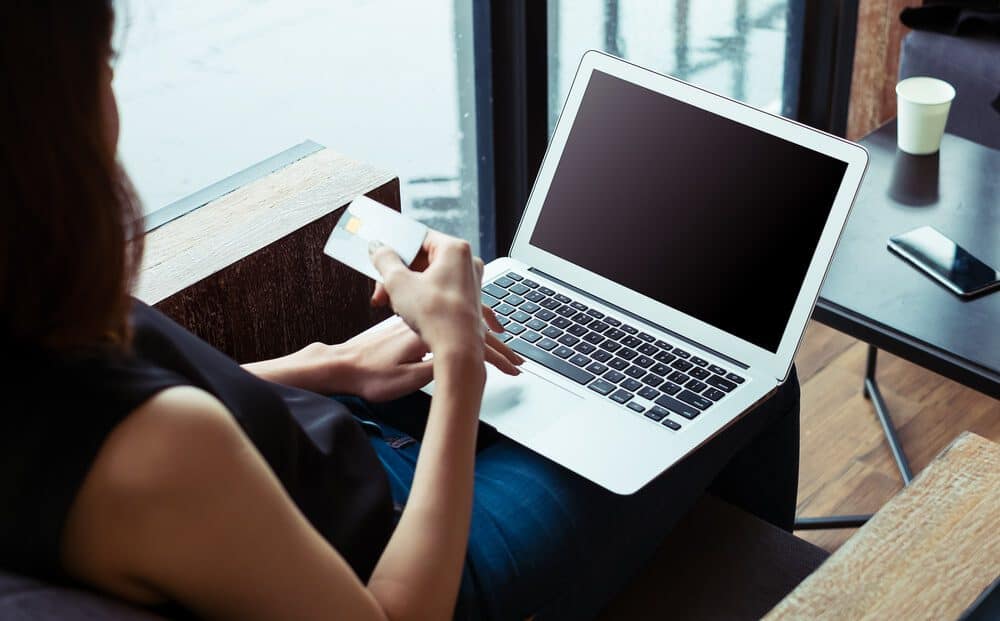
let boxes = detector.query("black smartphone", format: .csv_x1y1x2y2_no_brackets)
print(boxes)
888,226,1000,298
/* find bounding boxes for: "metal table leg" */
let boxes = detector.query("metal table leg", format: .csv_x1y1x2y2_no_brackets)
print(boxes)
793,345,912,531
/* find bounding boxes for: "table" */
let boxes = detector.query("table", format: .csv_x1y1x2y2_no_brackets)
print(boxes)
766,433,1000,620
796,122,1000,530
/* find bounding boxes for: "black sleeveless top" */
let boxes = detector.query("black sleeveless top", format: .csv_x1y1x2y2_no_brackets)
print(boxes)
0,301,394,583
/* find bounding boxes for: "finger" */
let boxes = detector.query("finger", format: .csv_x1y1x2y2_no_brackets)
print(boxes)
485,343,521,375
371,282,390,307
486,331,524,366
472,257,484,284
482,304,504,333
368,240,411,290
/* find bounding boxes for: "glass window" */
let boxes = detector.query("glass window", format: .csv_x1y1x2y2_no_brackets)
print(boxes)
548,0,790,130
115,0,481,250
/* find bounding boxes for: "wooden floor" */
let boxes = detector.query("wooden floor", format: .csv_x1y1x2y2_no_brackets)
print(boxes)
792,320,1000,553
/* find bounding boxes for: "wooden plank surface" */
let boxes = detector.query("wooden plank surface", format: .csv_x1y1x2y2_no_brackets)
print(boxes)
137,148,399,363
768,432,1000,620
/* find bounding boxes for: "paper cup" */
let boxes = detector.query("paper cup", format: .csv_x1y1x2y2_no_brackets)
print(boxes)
896,77,955,155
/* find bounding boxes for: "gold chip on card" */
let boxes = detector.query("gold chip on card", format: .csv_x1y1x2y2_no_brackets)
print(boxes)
345,216,362,234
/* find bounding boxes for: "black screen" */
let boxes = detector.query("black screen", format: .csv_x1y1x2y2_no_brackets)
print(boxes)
530,70,848,352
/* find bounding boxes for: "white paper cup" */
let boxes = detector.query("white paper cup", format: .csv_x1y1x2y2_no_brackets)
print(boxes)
896,77,955,155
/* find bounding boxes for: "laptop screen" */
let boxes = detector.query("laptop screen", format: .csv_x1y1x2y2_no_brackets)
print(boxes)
529,70,848,353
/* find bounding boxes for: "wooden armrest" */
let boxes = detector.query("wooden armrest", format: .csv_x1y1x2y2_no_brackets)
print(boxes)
135,148,399,363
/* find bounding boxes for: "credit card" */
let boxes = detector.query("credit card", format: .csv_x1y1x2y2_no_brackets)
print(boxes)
323,195,428,282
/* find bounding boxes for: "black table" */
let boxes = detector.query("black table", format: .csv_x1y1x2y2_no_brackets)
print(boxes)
796,122,1000,530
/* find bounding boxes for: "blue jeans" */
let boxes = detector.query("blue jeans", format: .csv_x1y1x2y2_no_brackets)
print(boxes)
340,368,800,621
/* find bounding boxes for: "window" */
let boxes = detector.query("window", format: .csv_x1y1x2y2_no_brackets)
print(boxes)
115,0,481,250
547,0,791,131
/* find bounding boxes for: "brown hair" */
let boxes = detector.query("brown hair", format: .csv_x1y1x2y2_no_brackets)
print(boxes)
1,1,143,350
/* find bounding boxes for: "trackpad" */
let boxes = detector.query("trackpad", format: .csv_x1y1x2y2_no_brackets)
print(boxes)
479,366,581,439
423,365,581,439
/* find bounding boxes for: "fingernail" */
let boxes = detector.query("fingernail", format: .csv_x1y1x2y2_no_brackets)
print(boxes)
368,239,383,254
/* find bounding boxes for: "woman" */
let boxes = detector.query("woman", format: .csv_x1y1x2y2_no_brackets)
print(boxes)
0,3,801,620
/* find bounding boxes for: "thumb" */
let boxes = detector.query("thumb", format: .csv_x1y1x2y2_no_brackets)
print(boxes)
369,240,409,287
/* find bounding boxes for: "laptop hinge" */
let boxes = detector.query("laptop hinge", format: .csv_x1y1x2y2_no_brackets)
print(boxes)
528,267,750,370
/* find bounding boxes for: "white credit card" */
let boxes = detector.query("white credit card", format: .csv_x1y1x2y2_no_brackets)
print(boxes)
323,195,428,282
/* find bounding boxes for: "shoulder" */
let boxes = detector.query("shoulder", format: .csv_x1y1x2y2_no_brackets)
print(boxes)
61,386,254,602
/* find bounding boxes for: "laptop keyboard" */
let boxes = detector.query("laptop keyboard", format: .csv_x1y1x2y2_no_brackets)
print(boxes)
483,272,746,431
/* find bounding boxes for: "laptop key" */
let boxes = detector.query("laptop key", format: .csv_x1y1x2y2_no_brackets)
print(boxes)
506,295,525,306
672,348,691,359
677,390,713,410
499,333,514,343
495,303,516,316
661,417,682,430
627,402,646,413
586,362,608,375
522,278,538,288
572,312,593,326
668,370,688,383
551,317,572,329
726,372,745,384
521,330,542,343
638,332,655,343
705,375,737,392
535,309,556,321
520,301,540,314
592,350,612,362
541,326,562,339
618,348,638,361
610,390,633,404
621,378,643,392
526,318,546,331
497,316,511,326
624,365,646,379
608,357,629,370
704,387,726,401
661,381,682,395
569,353,590,367
634,356,654,369
510,338,595,385
525,290,545,302
541,298,561,310
505,323,526,335
620,324,638,335
574,341,596,354
558,334,580,347
638,343,658,356
645,407,666,421
482,292,500,308
570,301,588,311
493,276,515,288
604,317,622,327
583,332,604,345
638,386,660,400
556,305,576,317
671,359,693,372
605,328,626,341
655,340,673,351
567,324,588,337
589,321,609,333
483,284,509,299
505,272,523,281
654,351,677,365
539,286,555,296
510,310,532,323
622,336,643,349
690,356,708,367
603,370,626,383
686,379,707,393
588,379,615,396
690,367,710,380
553,346,574,359
708,364,727,376
654,395,701,419
554,293,571,304
586,309,605,319
537,338,557,351
651,363,671,376
641,373,663,388
599,340,622,353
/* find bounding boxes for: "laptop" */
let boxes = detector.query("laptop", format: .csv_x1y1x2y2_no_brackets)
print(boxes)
425,51,868,494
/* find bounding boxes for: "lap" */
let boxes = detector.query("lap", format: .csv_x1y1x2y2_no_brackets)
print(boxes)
348,370,800,621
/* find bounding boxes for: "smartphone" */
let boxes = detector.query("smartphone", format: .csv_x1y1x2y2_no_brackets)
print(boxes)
888,226,1000,298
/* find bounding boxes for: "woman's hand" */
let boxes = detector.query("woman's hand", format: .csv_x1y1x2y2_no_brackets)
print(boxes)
368,231,518,360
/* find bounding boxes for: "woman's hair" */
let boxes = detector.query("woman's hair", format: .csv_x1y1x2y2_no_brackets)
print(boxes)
1,0,143,350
